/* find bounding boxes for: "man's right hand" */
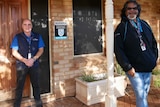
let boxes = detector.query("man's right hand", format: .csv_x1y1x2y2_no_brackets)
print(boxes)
127,67,135,77
23,58,34,67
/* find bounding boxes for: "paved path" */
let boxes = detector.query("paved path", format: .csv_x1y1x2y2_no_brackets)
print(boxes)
42,85,160,107
0,85,160,107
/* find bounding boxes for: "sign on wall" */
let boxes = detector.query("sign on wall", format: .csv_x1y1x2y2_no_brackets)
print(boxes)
54,21,67,40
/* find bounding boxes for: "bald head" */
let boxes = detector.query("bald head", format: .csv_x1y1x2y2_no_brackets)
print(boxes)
22,19,33,36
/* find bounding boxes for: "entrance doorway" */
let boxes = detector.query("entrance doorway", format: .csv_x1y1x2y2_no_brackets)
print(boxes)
0,0,50,101
30,0,50,94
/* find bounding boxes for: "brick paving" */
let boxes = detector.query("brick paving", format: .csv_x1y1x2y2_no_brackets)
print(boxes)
42,85,160,107
0,85,160,107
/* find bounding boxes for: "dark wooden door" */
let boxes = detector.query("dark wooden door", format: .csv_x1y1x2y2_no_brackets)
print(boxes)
0,0,29,101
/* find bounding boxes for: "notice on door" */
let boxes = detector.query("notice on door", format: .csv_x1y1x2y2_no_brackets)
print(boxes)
54,21,67,40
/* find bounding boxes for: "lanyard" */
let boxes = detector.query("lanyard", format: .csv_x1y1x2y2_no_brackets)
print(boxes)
130,19,146,51
21,33,33,58
130,18,142,34
26,37,31,53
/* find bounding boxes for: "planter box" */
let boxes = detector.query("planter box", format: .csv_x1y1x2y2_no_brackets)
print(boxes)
75,76,127,105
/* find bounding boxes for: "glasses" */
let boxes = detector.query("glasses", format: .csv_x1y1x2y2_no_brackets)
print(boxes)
127,7,138,10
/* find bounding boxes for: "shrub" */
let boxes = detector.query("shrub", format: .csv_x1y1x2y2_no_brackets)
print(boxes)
81,73,95,82
152,68,160,75
81,72,107,82
154,79,160,88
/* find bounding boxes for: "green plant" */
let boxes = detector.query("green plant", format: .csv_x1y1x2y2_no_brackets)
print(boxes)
81,73,95,82
80,72,107,82
153,75,160,88
152,67,160,88
152,68,160,75
114,60,125,76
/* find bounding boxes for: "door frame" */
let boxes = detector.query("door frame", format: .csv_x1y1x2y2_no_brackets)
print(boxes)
28,0,52,97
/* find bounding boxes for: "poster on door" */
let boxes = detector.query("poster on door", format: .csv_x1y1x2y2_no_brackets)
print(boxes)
54,21,67,40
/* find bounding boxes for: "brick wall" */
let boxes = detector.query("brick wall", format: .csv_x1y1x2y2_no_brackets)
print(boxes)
50,0,75,98
50,0,160,99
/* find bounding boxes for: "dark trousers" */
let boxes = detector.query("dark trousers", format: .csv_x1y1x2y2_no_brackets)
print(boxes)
14,67,42,107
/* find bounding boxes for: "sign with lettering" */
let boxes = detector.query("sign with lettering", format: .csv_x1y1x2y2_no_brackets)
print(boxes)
54,21,67,40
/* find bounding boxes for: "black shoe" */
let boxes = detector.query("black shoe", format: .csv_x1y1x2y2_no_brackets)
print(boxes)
35,100,43,107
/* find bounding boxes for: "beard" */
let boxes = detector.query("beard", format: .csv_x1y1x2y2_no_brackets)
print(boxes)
127,14,137,20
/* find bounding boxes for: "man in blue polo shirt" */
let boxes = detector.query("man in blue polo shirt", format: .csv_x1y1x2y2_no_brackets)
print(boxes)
10,19,45,107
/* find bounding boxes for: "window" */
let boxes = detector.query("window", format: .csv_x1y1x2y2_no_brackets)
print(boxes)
73,0,102,55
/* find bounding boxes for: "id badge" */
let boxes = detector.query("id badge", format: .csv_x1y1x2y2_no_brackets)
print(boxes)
28,53,31,59
140,43,146,51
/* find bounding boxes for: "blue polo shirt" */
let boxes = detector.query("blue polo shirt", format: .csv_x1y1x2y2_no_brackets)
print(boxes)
10,32,45,50
10,32,45,69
